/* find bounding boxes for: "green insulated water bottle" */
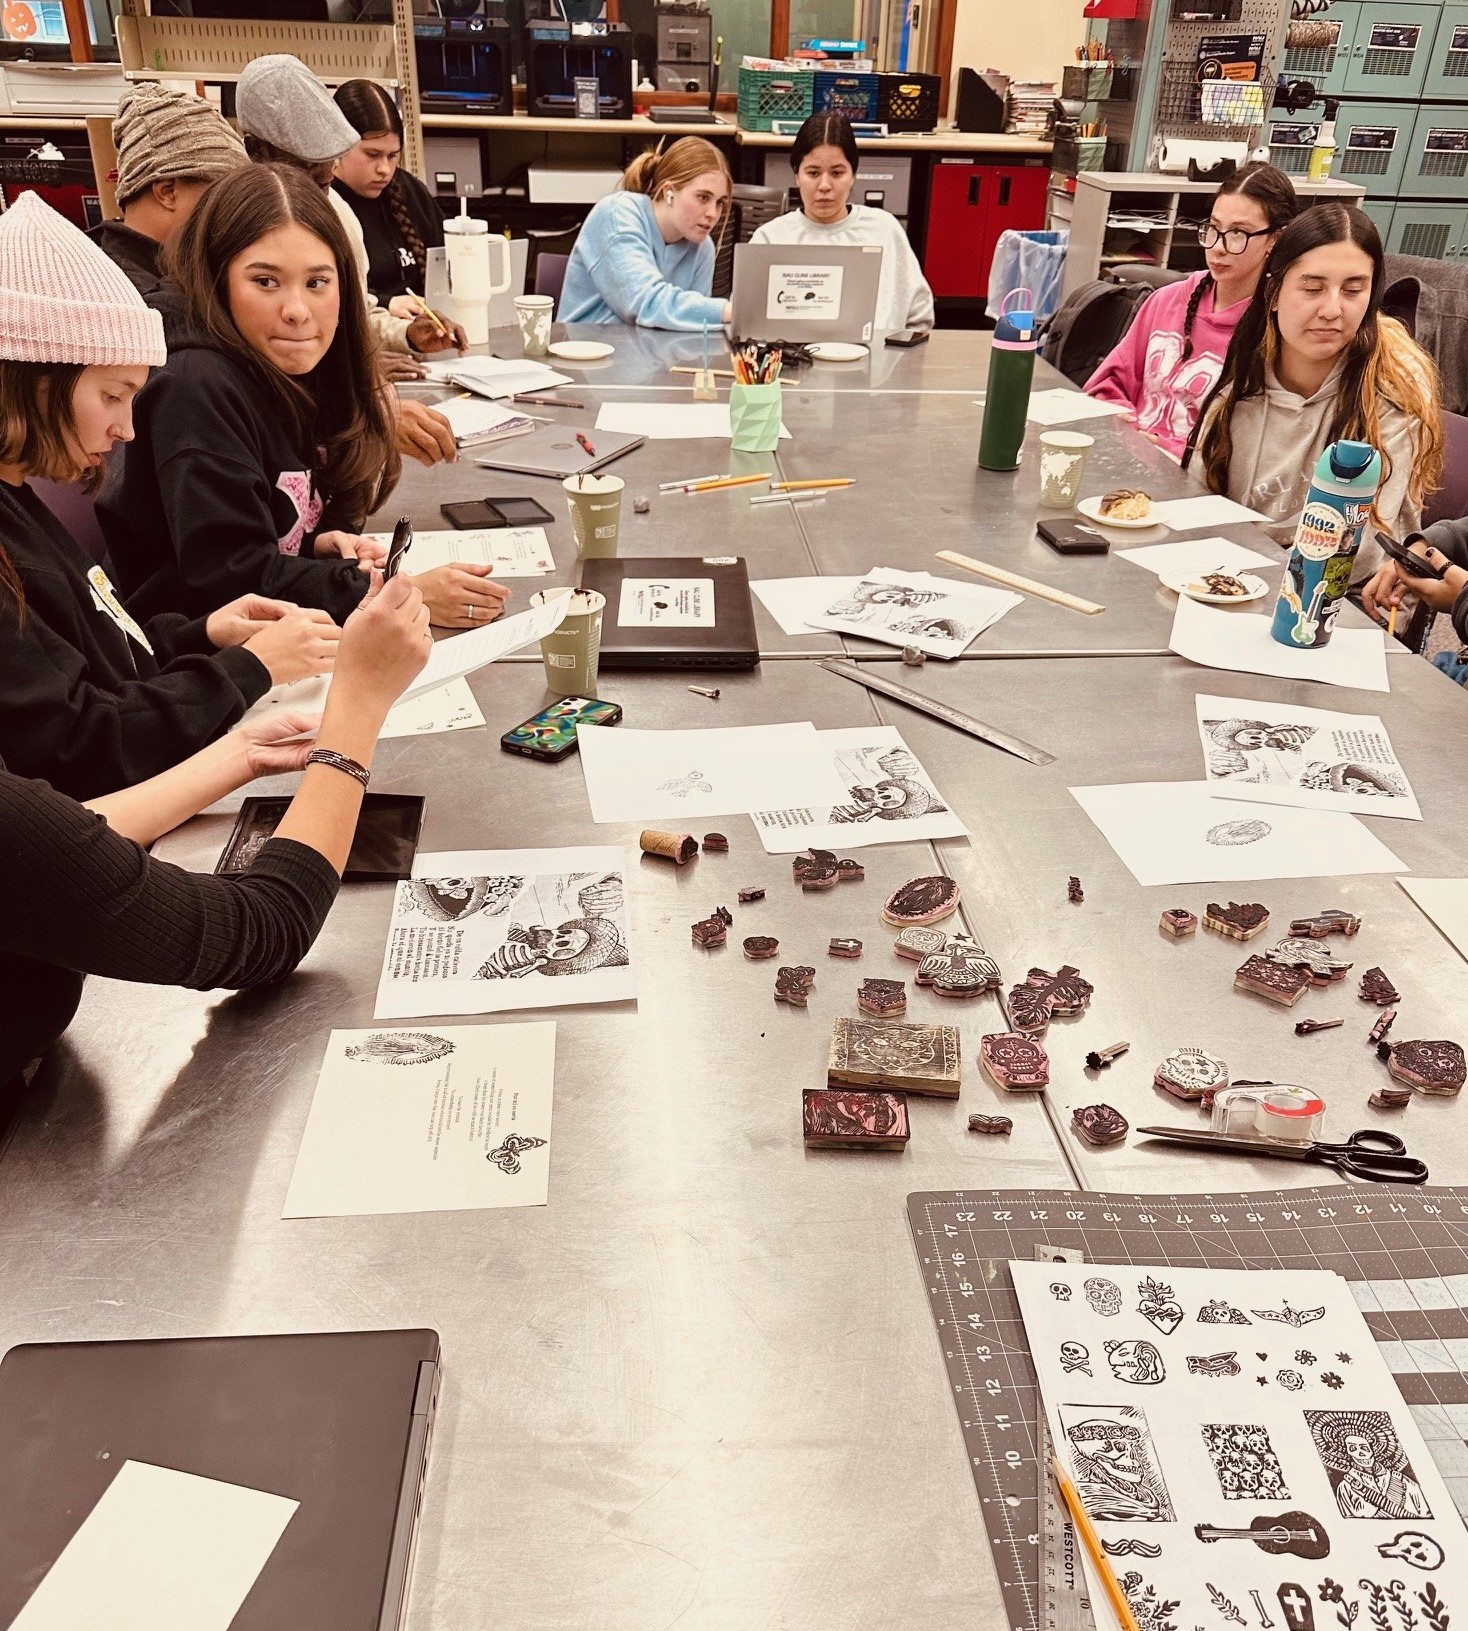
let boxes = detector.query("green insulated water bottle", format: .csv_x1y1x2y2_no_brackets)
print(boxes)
978,287,1038,472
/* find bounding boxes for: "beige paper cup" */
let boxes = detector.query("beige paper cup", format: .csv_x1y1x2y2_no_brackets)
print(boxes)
1038,431,1095,509
531,586,604,697
563,473,624,559
515,293,554,357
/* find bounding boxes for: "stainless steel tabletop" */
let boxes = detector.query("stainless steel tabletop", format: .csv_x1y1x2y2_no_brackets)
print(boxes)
3,325,1464,1630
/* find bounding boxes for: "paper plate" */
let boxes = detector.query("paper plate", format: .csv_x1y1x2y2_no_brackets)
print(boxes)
1161,569,1270,606
548,340,615,361
1076,494,1162,530
807,342,869,363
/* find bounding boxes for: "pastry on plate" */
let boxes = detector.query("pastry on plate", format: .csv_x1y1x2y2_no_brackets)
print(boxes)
1193,571,1249,597
1099,488,1152,521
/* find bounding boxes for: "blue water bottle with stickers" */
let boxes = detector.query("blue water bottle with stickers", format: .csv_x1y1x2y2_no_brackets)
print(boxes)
1270,439,1382,648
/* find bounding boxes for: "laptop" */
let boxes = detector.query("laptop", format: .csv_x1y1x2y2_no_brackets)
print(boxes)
475,423,644,478
579,555,759,669
0,1328,440,1631
730,242,884,345
425,236,530,332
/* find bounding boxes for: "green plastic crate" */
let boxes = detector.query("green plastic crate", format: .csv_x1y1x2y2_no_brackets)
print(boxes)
737,65,815,132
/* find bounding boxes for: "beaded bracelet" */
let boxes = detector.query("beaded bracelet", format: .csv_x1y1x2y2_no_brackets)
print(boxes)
305,748,370,789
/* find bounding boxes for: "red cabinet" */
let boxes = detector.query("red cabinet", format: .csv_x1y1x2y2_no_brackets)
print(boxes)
922,161,1049,299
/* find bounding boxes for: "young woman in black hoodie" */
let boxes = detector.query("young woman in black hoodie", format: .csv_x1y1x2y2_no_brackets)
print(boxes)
98,163,508,631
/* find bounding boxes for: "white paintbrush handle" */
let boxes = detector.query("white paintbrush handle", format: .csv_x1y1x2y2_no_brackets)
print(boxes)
935,550,1106,616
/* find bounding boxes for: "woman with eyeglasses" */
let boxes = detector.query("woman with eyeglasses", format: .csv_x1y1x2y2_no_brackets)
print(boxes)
1085,163,1297,457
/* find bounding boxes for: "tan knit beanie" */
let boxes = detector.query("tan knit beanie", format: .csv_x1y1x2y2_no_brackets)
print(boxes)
113,82,248,206
0,191,166,366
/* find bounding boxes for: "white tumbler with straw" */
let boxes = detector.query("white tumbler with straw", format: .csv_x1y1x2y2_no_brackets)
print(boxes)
442,198,511,347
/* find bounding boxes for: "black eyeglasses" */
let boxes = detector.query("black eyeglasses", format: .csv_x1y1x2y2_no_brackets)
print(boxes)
1194,221,1273,254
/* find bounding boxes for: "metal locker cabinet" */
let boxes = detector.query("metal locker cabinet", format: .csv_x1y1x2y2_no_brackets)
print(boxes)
1266,108,1322,176
1387,202,1468,261
1281,1,1356,95
1333,100,1414,196
921,162,1045,300
1423,3,1468,99
1361,200,1396,242
1341,0,1437,96
1403,104,1468,199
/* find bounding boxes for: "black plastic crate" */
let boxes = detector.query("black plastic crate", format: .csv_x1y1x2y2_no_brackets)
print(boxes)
877,71,940,132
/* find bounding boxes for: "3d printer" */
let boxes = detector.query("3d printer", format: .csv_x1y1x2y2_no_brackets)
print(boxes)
523,20,634,118
415,9,512,112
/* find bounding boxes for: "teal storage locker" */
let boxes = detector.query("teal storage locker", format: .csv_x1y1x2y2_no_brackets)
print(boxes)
1402,105,1468,198
1281,5,1354,94
1361,199,1396,241
1387,202,1468,261
1422,3,1468,98
1333,101,1414,195
1341,1,1438,96
1266,110,1322,176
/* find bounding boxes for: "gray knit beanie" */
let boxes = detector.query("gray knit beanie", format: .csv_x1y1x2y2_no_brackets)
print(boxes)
113,82,248,206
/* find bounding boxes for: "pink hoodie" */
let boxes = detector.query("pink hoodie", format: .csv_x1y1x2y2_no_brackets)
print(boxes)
1084,271,1252,458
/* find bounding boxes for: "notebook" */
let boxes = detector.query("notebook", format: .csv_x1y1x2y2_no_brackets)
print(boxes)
578,555,759,669
436,395,537,448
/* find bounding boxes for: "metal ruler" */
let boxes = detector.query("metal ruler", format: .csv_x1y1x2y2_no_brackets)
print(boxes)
1039,1419,1094,1631
818,658,1056,766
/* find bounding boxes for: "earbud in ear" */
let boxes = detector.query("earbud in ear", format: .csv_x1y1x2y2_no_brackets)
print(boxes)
665,190,675,204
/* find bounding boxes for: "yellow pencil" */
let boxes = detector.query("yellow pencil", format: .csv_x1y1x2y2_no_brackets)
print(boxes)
681,474,770,494
771,479,856,491
408,291,452,340
1050,1458,1143,1631
1388,606,1398,639
671,365,737,378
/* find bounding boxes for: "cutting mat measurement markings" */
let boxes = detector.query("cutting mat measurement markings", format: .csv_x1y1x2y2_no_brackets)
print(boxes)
909,1185,1468,1631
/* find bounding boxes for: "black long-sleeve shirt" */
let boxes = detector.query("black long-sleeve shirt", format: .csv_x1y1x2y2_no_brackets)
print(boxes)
331,171,444,303
0,761,340,1081
0,478,269,799
1422,516,1468,644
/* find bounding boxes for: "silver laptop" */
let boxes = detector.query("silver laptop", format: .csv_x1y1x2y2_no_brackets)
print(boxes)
730,242,883,344
475,423,645,478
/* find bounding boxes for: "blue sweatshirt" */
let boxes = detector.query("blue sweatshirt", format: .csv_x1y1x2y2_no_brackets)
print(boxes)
561,191,724,332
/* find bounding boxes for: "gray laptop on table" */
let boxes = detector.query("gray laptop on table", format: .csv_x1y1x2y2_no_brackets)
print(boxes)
730,242,883,344
475,422,645,478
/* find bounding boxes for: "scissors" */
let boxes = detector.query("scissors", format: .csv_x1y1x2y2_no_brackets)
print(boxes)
1136,1126,1429,1185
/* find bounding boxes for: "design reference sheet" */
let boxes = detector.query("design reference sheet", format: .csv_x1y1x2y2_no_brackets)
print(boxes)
751,726,967,852
806,566,1021,659
1148,493,1270,530
1012,1260,1468,1631
1195,694,1420,821
575,720,847,823
1171,596,1391,694
1025,388,1132,427
593,402,792,441
283,1022,555,1218
1069,780,1407,886
1398,878,1468,964
366,527,554,576
750,574,864,636
375,847,635,1020
402,594,570,701
10,1460,298,1631
1117,536,1276,579
378,676,485,739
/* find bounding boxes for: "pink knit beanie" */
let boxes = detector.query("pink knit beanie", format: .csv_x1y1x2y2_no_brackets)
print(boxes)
0,190,166,367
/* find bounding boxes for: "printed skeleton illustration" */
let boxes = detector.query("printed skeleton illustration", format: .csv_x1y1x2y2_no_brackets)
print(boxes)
401,875,523,923
1202,716,1408,800
827,747,948,824
473,873,629,981
1202,1423,1291,1501
1307,1412,1432,1520
1060,1404,1175,1522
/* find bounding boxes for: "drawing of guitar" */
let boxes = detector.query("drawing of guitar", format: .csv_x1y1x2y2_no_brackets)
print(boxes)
1194,1511,1330,1560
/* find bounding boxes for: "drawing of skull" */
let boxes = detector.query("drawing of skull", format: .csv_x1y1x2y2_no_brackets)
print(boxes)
1084,1277,1123,1317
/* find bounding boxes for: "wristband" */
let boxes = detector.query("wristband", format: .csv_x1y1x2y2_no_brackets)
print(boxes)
305,748,370,789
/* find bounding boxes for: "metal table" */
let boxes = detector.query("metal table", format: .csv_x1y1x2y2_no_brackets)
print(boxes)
3,325,1464,1630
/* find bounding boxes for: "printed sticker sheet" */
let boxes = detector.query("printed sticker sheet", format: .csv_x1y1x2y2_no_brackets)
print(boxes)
1013,1260,1468,1631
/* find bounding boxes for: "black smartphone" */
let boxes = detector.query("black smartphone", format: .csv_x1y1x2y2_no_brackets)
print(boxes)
489,496,555,527
884,330,930,348
440,499,504,530
500,696,623,761
1376,530,1449,581
1038,518,1110,555
384,516,413,580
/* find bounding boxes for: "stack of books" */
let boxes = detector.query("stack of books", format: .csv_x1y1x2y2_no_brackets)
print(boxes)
1006,81,1056,136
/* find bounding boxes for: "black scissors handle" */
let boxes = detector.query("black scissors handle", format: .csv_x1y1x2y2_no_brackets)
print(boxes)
1311,1129,1428,1185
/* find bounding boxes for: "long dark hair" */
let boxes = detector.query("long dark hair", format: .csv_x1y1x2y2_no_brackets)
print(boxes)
333,79,426,278
164,163,400,526
1186,202,1443,520
789,112,860,175
1177,160,1298,369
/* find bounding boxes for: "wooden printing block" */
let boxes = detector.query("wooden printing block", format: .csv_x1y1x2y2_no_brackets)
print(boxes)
743,936,779,961
701,832,729,852
915,934,1002,999
1359,966,1401,1005
1383,1039,1466,1097
980,1031,1050,1092
1289,909,1362,939
1153,1047,1229,1102
967,1113,1013,1135
836,858,865,884
792,849,840,891
1368,1008,1398,1047
1007,966,1093,1037
692,913,728,948
893,926,949,962
1203,901,1270,941
857,979,907,1018
1067,875,1084,904
1262,937,1353,985
1234,954,1312,1007
881,875,961,928
774,965,816,1007
737,887,766,904
827,1015,961,1098
1370,1085,1414,1110
828,937,863,959
1072,1103,1128,1147
1159,908,1198,938
802,1087,910,1152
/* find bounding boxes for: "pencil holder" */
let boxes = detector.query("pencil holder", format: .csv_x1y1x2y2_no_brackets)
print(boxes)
729,382,782,453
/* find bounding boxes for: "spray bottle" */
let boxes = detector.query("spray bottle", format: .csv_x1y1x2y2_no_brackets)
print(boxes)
1307,99,1338,181
978,287,1038,472
1270,438,1382,648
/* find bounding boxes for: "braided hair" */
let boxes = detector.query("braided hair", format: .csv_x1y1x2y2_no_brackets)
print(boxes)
332,79,427,279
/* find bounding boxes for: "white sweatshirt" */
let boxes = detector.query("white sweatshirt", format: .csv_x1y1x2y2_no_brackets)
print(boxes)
751,204,935,334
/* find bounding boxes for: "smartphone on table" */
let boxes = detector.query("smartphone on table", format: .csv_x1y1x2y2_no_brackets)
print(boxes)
884,330,930,348
500,697,623,761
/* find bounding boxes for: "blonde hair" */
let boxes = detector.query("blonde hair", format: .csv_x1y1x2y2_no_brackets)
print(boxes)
623,137,730,202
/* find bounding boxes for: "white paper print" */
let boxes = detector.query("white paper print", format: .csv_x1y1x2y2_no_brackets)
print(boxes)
1148,493,1270,529
767,262,843,321
592,402,791,441
402,594,571,701
806,566,1021,658
1398,878,1468,965
422,355,572,396
377,677,485,739
1116,536,1275,579
1013,1261,1468,1631
1171,595,1391,693
10,1460,298,1631
374,847,635,1019
1195,694,1420,821
750,574,863,636
1069,779,1408,885
575,720,845,823
617,578,715,628
1026,388,1133,427
283,1021,555,1217
750,725,967,852
367,526,554,576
